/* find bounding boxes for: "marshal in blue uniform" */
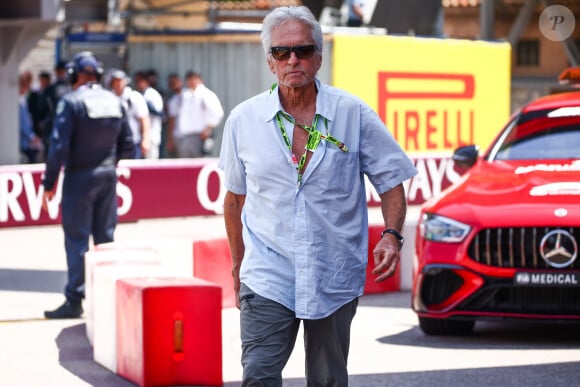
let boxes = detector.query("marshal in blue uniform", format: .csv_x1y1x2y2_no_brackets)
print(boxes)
42,52,135,319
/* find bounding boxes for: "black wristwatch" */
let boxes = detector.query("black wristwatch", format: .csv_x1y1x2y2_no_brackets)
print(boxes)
381,228,404,249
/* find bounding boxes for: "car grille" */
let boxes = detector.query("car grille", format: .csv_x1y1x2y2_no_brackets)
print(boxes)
417,267,580,317
458,281,580,316
420,269,464,306
467,227,580,269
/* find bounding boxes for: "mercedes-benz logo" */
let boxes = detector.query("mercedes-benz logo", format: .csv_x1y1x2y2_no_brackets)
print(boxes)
540,229,578,268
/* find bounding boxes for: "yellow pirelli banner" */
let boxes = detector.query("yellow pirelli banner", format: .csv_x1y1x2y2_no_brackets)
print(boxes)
332,35,511,154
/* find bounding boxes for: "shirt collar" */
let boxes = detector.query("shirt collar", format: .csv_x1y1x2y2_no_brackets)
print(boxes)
264,79,333,123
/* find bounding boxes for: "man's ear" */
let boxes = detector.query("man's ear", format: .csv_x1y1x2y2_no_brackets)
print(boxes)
267,57,276,75
315,54,323,72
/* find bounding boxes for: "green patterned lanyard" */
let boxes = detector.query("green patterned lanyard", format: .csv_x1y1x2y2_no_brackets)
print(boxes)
275,110,348,186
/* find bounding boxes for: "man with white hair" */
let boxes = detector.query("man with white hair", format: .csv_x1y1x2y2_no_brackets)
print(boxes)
219,5,417,385
109,69,151,158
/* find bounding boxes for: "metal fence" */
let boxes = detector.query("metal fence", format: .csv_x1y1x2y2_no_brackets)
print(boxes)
127,35,333,155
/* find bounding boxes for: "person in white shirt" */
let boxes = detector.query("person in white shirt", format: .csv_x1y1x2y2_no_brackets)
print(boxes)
134,71,163,159
165,73,183,158
346,0,366,27
109,70,151,158
167,71,224,158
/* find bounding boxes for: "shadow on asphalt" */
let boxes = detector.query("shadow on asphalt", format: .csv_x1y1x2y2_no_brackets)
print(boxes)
379,320,580,350
55,323,287,387
360,291,580,350
0,269,65,293
55,321,580,387
56,323,136,386
345,362,580,387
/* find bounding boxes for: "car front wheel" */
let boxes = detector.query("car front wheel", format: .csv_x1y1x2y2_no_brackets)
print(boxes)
418,316,475,335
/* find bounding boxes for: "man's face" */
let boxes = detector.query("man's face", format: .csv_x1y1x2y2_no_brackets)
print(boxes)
186,76,198,90
267,20,322,89
168,76,181,92
135,77,147,92
110,77,125,96
56,69,67,80
39,76,51,89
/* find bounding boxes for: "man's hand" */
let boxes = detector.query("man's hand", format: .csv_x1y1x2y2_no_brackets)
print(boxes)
201,127,213,140
140,140,151,157
374,184,406,282
371,234,401,282
42,188,56,213
232,267,241,309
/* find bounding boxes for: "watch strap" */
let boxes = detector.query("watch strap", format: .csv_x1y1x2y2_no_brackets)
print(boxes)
381,228,404,247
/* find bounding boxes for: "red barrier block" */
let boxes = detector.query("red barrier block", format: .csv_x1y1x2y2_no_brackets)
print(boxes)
364,225,401,293
116,276,222,387
193,238,235,308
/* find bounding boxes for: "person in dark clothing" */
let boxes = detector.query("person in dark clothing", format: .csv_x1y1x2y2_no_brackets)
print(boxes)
42,60,71,157
19,72,43,163
27,71,51,139
42,52,135,319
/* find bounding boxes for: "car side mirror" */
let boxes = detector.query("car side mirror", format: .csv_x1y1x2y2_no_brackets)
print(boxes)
452,145,479,169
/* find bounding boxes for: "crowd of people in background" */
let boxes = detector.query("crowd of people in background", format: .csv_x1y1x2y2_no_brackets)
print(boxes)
18,63,224,163
18,71,43,164
19,61,71,163
16,0,367,164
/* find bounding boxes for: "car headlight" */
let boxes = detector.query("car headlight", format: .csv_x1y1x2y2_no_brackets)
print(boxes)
421,214,471,243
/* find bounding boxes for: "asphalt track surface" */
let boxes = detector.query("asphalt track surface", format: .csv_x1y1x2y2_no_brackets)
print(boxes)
1,212,580,386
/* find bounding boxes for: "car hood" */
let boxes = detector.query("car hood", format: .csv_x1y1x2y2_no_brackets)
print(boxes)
424,159,580,227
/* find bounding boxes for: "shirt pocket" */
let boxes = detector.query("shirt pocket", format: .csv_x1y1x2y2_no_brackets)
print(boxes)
317,149,358,194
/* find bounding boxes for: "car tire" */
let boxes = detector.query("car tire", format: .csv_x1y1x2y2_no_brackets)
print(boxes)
418,316,475,336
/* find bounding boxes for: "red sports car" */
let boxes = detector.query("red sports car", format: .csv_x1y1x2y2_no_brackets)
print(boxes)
412,90,580,335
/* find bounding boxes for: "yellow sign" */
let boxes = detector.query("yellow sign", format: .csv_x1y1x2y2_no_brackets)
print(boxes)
332,35,511,154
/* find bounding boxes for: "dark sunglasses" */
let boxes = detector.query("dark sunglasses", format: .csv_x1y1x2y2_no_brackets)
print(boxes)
270,45,317,60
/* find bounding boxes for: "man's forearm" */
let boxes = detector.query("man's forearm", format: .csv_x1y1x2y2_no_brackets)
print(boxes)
223,191,246,273
379,184,407,232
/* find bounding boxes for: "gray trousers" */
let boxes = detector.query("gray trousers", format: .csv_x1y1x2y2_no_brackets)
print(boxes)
239,283,358,387
175,132,204,158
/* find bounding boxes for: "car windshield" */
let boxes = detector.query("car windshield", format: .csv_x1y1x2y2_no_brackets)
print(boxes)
492,120,580,161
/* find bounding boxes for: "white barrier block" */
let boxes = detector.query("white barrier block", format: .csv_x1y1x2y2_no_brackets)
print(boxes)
90,237,195,277
92,264,185,373
133,237,195,274
84,245,162,345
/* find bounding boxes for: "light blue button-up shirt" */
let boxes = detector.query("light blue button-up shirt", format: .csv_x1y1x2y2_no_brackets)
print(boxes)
219,80,417,319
